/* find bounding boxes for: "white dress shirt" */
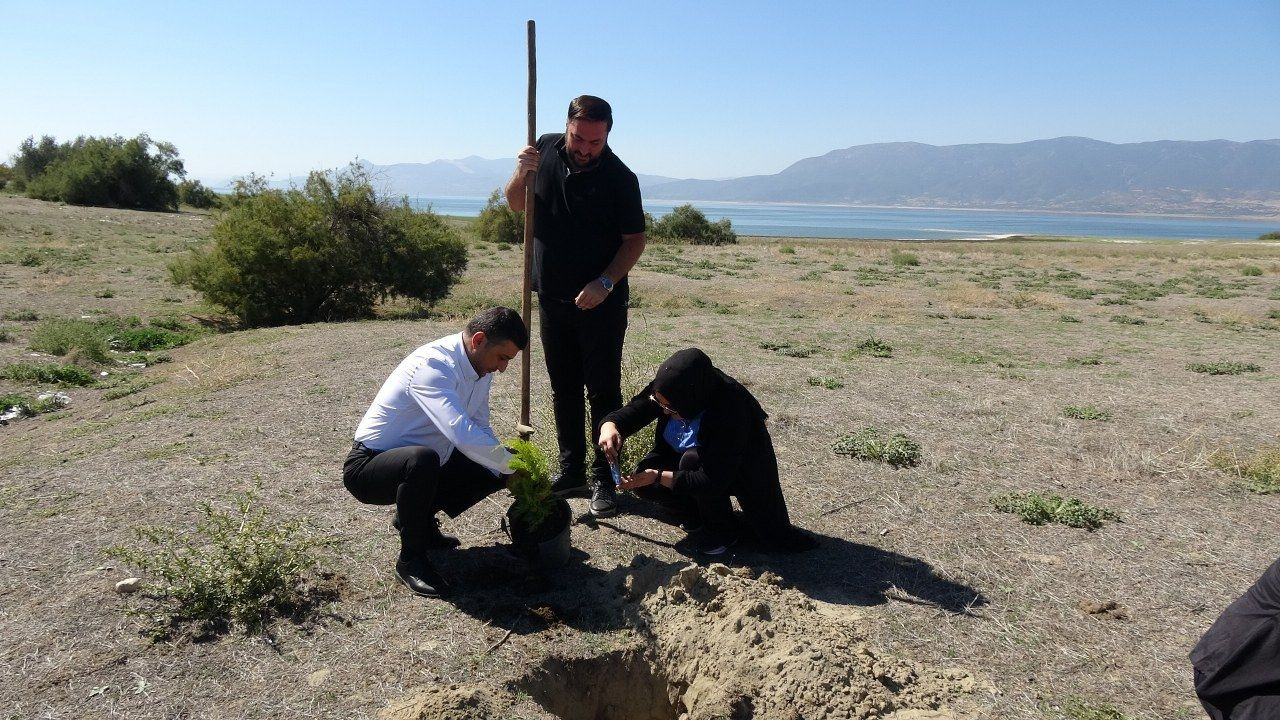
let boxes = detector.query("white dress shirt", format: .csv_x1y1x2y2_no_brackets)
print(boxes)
354,332,514,475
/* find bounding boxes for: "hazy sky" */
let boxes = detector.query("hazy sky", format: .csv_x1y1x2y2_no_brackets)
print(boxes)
3,1,1277,183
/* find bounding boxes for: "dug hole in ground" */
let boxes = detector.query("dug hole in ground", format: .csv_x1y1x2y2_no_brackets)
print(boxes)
381,556,983,720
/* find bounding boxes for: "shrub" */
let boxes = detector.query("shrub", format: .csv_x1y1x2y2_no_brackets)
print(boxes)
506,438,553,528
1187,361,1261,375
650,204,737,245
474,189,523,244
110,325,193,351
1059,314,1081,323
0,362,95,386
832,427,921,468
30,319,111,363
22,134,184,210
2,309,38,321
778,245,796,255
106,488,336,638
1212,446,1280,494
170,165,468,326
1062,405,1111,421
992,491,1119,530
807,376,844,390
1241,265,1263,277
1259,231,1280,241
177,179,221,209
891,250,920,267
0,162,10,190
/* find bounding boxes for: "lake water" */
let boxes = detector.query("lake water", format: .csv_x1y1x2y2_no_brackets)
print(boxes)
410,196,1278,242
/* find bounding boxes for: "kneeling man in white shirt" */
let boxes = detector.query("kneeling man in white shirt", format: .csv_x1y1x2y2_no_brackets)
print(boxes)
344,307,527,598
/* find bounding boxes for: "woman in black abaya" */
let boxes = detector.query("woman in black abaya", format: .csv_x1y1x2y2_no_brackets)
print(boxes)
596,348,815,555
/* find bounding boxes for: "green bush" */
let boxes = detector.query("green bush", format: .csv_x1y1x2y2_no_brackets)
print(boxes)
891,250,920,267
106,488,336,638
0,162,11,190
0,362,95,386
178,179,221,209
650,204,737,245
832,427,921,468
1109,314,1146,325
21,134,184,210
992,491,1119,530
110,324,195,351
474,189,523,244
506,438,553,528
170,165,468,326
1259,231,1280,241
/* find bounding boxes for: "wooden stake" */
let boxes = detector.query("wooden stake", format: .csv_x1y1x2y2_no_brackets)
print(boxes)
517,19,536,441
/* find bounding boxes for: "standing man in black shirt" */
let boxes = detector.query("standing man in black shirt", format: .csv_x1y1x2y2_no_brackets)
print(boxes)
505,95,647,518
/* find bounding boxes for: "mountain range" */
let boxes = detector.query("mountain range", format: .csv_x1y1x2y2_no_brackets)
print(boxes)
222,138,1280,217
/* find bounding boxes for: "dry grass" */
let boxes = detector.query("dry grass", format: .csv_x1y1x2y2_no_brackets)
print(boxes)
1,195,1279,718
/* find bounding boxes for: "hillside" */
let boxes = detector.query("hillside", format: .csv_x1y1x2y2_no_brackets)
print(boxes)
645,137,1280,216
1,194,1279,718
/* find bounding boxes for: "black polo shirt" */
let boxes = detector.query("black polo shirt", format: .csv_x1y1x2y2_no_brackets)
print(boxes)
531,132,645,301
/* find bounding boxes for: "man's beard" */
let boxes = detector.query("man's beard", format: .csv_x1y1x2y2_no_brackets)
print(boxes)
569,149,602,170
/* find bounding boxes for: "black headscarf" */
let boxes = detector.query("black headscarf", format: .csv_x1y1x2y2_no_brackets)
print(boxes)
651,348,730,418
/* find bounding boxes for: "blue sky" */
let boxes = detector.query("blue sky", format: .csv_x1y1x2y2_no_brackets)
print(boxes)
3,1,1277,183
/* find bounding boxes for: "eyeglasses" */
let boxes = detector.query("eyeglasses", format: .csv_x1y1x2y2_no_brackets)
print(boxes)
649,394,676,414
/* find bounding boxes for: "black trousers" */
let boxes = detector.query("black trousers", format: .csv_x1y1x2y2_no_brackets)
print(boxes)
343,443,505,557
538,290,627,483
634,448,736,535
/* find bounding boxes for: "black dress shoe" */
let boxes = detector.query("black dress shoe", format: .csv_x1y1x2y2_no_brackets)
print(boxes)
392,513,462,549
395,557,451,598
549,472,590,499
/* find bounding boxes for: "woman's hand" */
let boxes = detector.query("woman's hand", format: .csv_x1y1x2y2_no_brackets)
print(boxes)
619,468,661,491
597,422,622,463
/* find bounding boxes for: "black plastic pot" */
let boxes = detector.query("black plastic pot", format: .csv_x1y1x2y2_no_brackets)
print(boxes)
503,496,572,570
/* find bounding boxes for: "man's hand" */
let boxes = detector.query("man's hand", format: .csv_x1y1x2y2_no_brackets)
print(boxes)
618,468,661,491
597,422,622,463
575,279,610,309
515,146,539,175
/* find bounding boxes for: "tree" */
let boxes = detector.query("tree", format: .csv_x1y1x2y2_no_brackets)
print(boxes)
474,188,524,244
178,179,221,209
650,204,737,245
20,134,185,210
170,164,468,327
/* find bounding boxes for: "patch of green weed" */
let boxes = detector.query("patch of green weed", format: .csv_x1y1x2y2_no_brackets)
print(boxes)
1,363,95,386
832,427,921,468
1212,446,1280,494
1062,405,1111,421
807,376,844,390
1109,315,1146,325
1187,361,1261,375
849,336,893,358
993,491,1119,530
891,251,920,267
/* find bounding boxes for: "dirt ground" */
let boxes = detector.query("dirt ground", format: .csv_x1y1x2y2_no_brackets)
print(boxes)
1,194,1278,719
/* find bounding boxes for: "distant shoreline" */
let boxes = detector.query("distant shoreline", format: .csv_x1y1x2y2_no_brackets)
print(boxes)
648,198,1280,224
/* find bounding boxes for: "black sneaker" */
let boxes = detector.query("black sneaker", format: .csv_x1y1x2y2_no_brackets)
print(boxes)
392,513,461,549
394,557,451,598
697,530,740,557
590,480,618,518
549,472,590,499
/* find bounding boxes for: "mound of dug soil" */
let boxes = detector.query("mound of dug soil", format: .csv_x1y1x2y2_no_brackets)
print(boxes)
386,557,981,719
